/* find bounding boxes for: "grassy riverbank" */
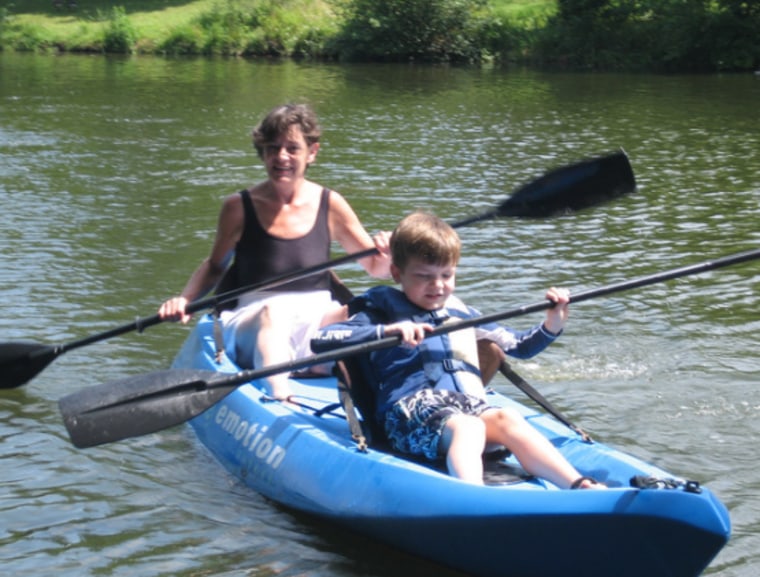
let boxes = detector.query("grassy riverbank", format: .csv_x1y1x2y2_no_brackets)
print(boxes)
0,0,547,59
0,0,331,54
1,0,757,71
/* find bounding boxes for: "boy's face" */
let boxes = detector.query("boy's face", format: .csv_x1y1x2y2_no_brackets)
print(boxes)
391,257,456,311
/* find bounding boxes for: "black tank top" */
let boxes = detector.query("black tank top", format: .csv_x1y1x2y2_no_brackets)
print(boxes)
218,187,332,300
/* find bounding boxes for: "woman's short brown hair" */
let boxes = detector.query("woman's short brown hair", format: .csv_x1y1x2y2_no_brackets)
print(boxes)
252,103,321,158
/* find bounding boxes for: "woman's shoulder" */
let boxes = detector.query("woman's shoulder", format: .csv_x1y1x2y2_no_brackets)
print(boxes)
325,187,365,237
219,189,246,211
215,190,248,231
325,186,348,208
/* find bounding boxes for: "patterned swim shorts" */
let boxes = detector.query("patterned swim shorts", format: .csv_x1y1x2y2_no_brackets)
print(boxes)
384,388,490,461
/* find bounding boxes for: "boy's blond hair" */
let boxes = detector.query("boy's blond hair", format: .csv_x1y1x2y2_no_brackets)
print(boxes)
390,212,461,271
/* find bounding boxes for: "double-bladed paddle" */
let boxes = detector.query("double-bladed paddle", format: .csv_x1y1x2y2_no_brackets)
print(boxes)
1,150,635,389
59,246,760,449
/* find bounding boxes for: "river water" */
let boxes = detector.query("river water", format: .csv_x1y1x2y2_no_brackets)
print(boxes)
1,52,758,576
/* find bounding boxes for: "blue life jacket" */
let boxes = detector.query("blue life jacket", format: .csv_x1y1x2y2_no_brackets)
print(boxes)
312,286,559,423
312,287,484,420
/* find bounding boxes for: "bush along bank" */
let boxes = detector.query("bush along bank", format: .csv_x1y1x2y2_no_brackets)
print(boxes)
0,0,758,72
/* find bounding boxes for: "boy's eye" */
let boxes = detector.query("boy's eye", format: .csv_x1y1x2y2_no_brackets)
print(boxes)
412,270,453,282
266,144,301,155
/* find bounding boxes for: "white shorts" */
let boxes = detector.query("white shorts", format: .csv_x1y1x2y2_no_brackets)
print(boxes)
219,290,334,368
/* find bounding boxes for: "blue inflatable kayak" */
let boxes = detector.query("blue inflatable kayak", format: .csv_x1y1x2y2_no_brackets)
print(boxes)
172,315,730,577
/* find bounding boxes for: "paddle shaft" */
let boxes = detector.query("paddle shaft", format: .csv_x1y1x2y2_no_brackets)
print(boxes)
59,245,759,448
4,150,635,389
165,246,760,392
48,150,639,352
50,212,502,357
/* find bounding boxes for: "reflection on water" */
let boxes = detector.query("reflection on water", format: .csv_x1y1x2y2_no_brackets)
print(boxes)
1,52,759,576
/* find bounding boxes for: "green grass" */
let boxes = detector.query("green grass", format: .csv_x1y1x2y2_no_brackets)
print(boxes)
1,1,557,54
1,0,339,54
490,0,556,26
3,0,213,33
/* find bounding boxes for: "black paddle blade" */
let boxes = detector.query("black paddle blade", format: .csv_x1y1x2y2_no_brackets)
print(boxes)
498,150,636,218
58,368,239,448
0,342,58,389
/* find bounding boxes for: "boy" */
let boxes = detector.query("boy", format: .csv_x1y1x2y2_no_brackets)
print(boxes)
311,212,602,489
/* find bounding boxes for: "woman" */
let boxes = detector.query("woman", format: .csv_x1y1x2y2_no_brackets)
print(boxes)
159,103,390,400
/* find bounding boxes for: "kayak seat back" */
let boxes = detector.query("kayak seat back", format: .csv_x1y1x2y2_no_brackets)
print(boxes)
333,355,389,450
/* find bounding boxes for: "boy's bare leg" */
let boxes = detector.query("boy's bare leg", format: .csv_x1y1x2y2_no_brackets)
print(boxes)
441,415,487,484
482,407,593,489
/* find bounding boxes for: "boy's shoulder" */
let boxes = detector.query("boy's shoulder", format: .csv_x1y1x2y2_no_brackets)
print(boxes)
352,285,404,312
349,285,431,322
364,284,398,297
350,288,474,317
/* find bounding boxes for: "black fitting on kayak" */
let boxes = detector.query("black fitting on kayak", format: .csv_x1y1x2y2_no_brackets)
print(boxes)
630,475,702,494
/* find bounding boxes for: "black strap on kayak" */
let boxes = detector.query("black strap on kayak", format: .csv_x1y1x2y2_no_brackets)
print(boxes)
497,360,593,443
212,310,226,364
334,360,369,452
325,271,370,452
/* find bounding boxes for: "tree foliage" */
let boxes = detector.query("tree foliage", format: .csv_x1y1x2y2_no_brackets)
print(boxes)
331,0,758,69
539,0,760,71
102,6,137,53
333,0,490,62
1,1,757,71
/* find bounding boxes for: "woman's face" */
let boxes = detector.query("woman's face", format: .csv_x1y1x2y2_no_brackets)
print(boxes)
262,124,319,185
